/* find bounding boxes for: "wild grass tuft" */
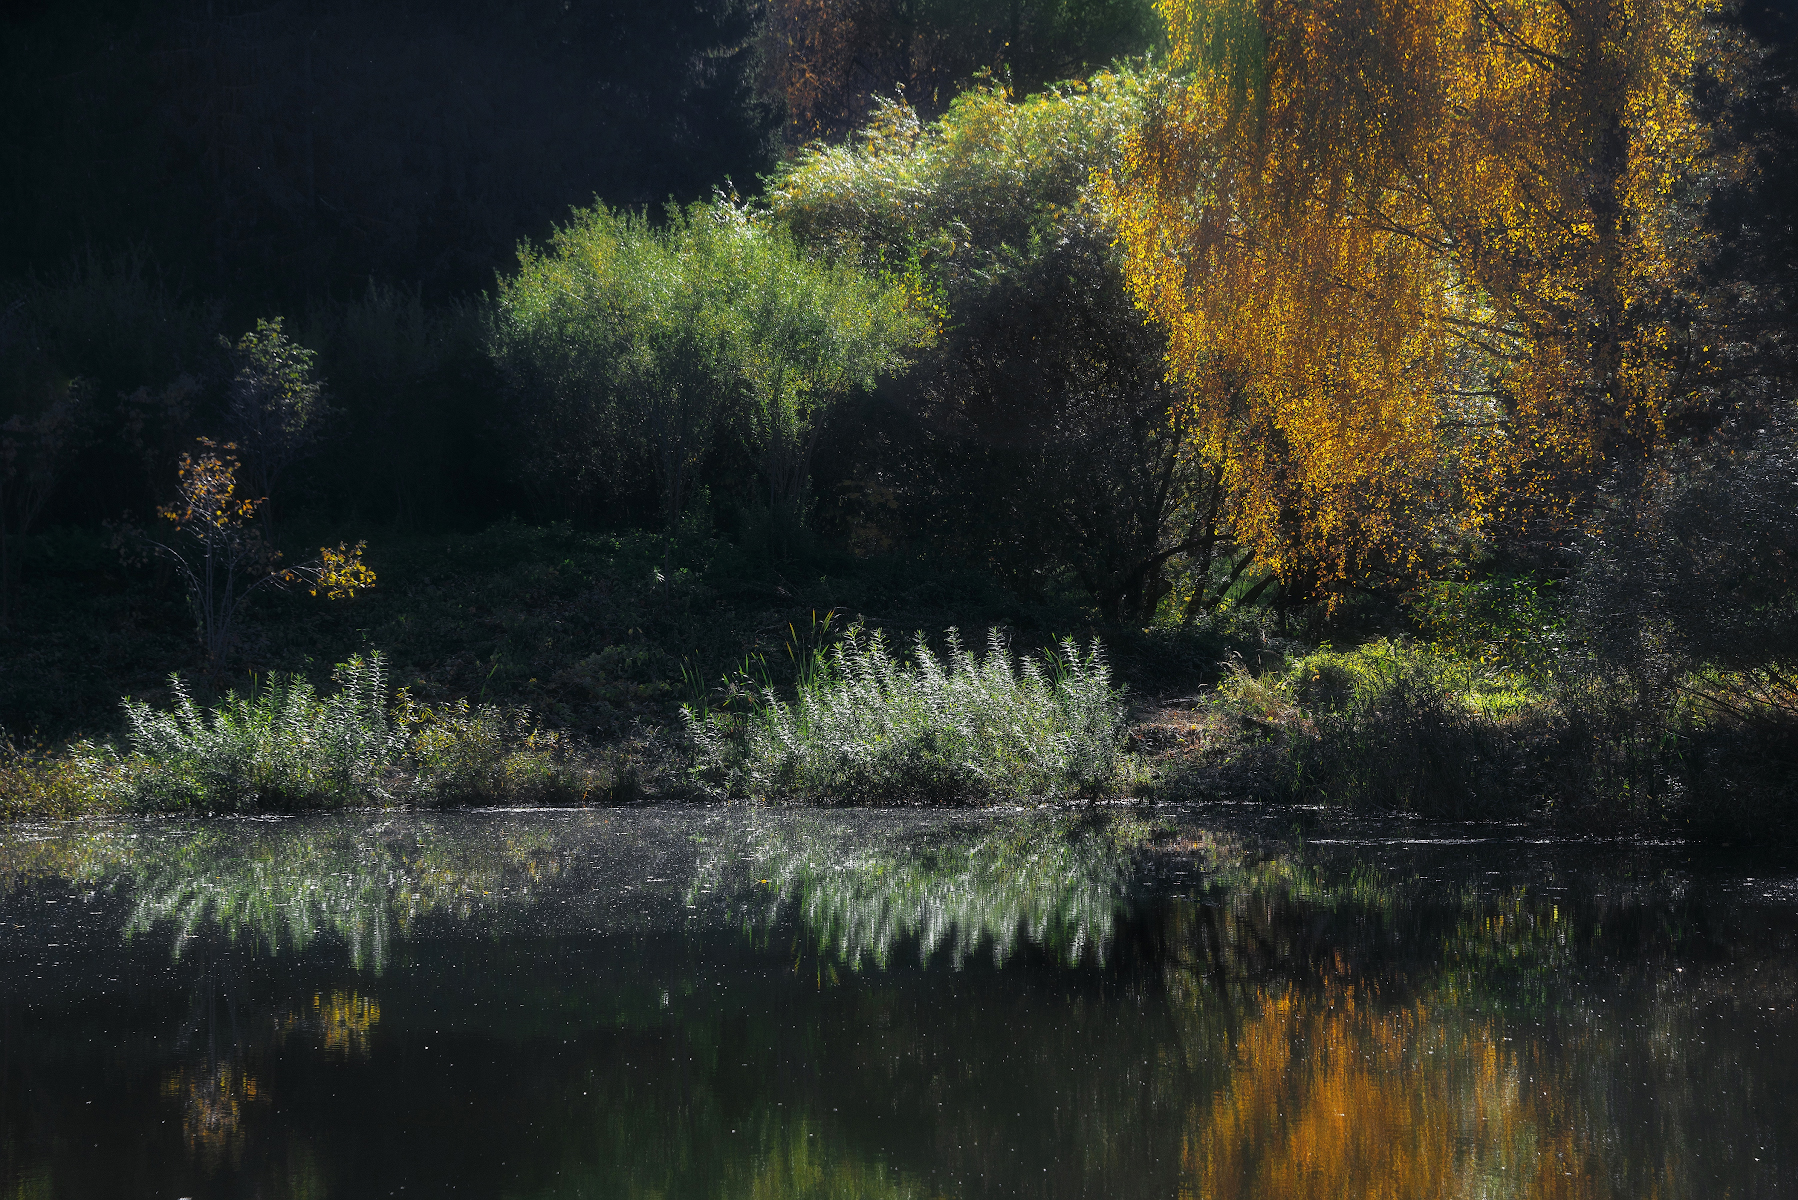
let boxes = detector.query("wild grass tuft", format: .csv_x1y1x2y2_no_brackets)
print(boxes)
685,626,1126,803
79,655,407,809
73,652,601,811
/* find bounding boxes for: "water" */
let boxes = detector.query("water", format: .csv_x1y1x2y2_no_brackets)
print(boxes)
1,806,1793,1199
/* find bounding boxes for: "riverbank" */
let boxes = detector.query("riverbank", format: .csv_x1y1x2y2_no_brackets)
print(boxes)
2,523,1793,836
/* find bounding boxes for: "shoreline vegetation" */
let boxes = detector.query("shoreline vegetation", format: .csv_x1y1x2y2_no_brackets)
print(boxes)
2,524,1791,838
3,6,1794,835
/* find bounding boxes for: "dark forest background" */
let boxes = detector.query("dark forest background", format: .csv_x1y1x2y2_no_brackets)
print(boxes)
0,0,1169,531
1,0,1792,564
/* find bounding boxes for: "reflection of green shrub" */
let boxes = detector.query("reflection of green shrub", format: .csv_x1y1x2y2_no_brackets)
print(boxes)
119,820,568,969
695,812,1152,967
686,627,1125,803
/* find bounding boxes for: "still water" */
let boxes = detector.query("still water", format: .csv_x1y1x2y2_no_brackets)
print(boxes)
1,806,1793,1198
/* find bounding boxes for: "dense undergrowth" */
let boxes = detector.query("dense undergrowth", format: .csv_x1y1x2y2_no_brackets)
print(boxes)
0,522,1224,816
2,522,1793,835
1160,639,1798,840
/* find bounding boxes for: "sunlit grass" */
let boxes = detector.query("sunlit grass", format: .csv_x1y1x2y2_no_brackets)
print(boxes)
685,626,1127,804
69,653,599,811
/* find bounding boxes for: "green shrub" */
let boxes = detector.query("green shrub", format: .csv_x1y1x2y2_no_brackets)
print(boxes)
1412,574,1564,678
1210,640,1536,816
73,651,593,811
406,699,583,805
685,627,1126,803
0,731,103,818
490,200,930,545
81,654,406,810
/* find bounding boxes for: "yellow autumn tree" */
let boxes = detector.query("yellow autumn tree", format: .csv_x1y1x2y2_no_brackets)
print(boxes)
1104,0,1737,602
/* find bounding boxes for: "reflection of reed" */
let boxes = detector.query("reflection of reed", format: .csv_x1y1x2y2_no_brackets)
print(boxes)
119,821,566,969
0,824,142,894
2,818,569,968
699,813,1152,968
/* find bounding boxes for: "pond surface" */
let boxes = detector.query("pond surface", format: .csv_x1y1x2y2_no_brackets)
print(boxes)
1,806,1794,1199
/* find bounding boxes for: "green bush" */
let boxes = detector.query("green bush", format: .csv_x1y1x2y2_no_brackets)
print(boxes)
0,731,103,818
769,75,1216,622
80,654,406,810
1208,640,1537,816
1412,574,1564,678
407,700,582,805
490,200,929,543
1206,640,1796,831
685,627,1126,803
73,652,593,811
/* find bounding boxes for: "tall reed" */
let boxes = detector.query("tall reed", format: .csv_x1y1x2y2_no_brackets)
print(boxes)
685,627,1125,803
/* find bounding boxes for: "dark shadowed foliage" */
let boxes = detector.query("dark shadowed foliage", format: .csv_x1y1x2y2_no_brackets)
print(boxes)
774,78,1216,621
762,0,1162,143
0,0,779,303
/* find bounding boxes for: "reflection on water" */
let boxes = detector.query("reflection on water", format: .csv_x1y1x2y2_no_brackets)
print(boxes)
3,818,569,969
694,811,1151,967
1182,985,1551,1199
1,808,1794,1199
164,1062,261,1162
280,990,382,1059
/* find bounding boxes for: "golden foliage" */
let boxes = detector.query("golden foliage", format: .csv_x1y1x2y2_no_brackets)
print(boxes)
280,989,383,1058
159,438,262,536
763,0,913,144
163,1063,262,1161
143,436,374,660
1105,0,1737,598
309,540,376,599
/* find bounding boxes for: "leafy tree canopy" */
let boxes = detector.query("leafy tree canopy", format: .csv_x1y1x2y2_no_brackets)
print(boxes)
1104,0,1744,603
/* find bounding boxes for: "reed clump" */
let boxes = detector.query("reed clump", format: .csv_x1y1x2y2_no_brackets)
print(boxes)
685,627,1126,804
73,653,602,811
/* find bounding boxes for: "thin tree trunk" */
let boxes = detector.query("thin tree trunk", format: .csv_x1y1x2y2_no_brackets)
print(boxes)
1238,572,1277,610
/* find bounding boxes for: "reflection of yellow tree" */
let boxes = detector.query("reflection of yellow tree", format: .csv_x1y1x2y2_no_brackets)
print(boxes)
163,1063,262,1164
1179,978,1627,1200
1152,854,1677,1200
278,990,382,1059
